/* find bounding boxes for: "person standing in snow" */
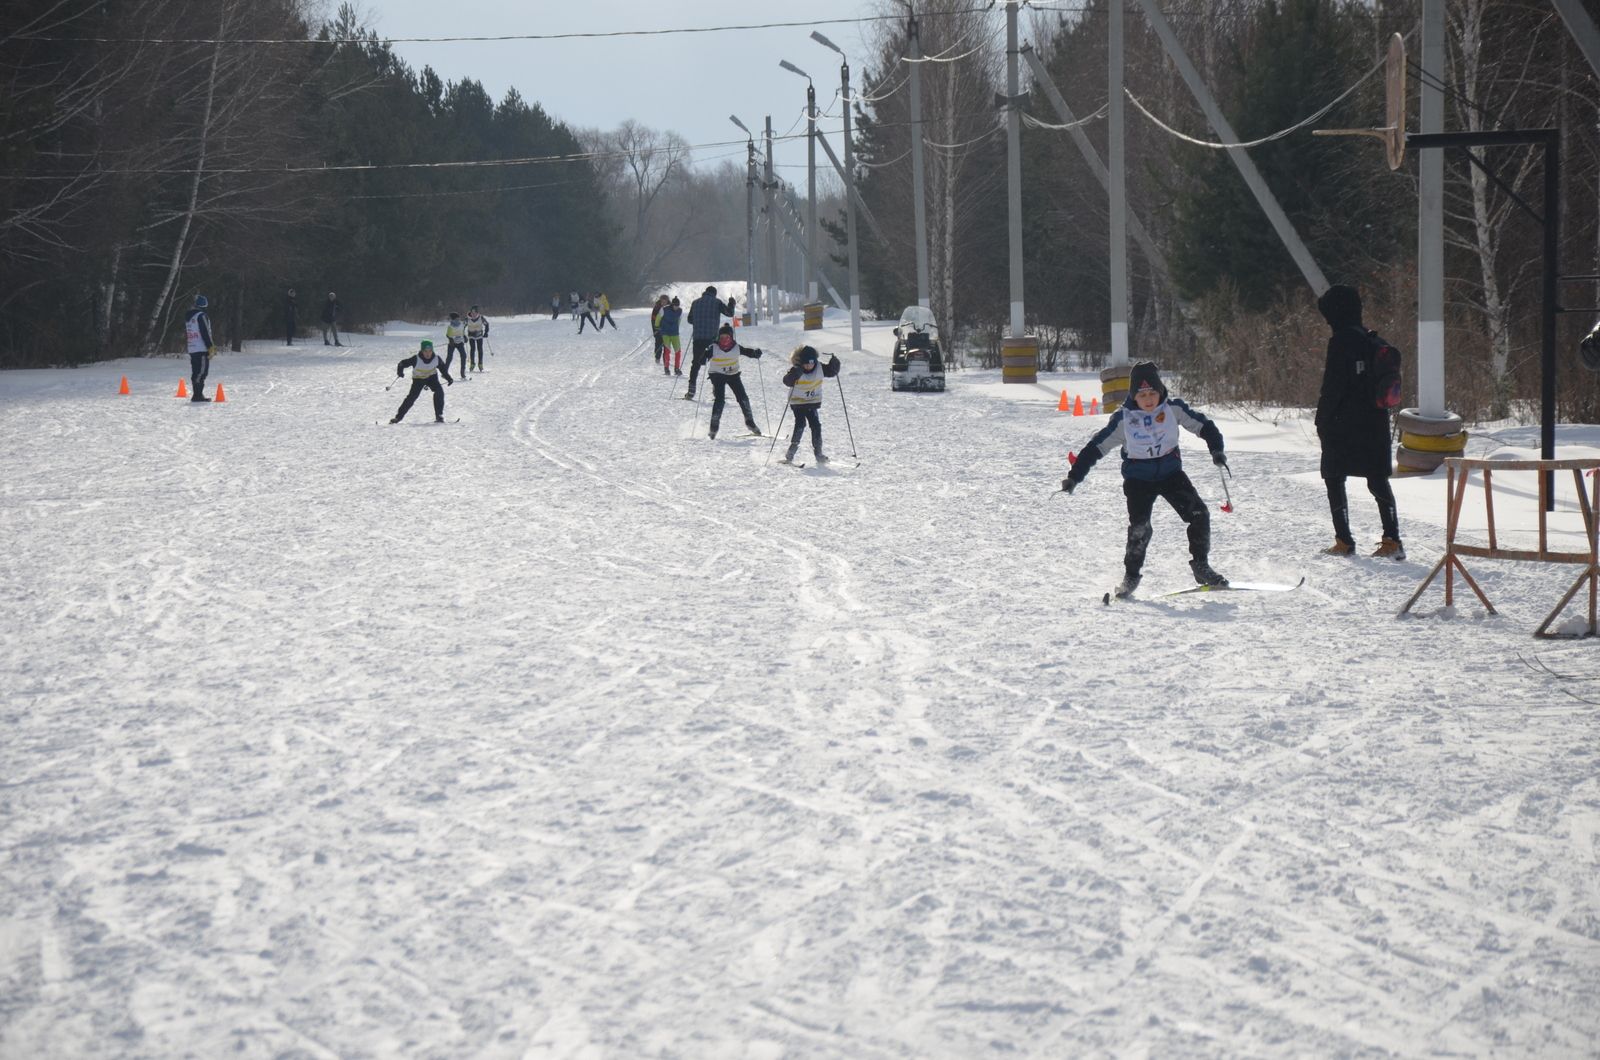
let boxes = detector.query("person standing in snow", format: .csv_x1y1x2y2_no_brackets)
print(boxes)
391,339,454,423
569,290,581,321
444,312,469,379
659,296,684,376
284,288,297,346
184,294,215,403
465,305,489,371
551,293,562,320
1062,361,1228,597
705,323,763,439
596,292,617,330
576,294,600,334
321,291,342,346
684,285,736,400
779,345,841,463
1315,283,1403,560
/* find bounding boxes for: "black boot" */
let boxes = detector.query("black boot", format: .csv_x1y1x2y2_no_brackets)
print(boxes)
1114,572,1141,598
1190,559,1228,587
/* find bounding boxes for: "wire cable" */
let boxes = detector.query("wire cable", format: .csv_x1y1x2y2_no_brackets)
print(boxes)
1021,102,1107,131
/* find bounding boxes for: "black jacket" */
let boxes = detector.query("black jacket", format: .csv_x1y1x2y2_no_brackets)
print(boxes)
1314,285,1391,480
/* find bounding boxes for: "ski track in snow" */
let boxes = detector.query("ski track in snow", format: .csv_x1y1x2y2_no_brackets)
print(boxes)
2,309,1599,1058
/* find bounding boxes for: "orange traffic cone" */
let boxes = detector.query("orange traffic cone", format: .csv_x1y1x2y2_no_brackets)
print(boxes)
176,378,188,398
119,376,130,395
1058,390,1070,411
213,382,226,403
1090,396,1099,414
1072,394,1084,416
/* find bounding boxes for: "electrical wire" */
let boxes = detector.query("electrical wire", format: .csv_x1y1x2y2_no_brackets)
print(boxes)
922,119,1004,152
1125,48,1387,150
1022,103,1107,131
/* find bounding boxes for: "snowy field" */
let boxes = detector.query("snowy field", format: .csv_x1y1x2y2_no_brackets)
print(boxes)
3,296,1599,1058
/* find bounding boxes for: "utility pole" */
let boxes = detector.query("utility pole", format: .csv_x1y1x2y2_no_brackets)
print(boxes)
814,31,861,350
730,115,757,325
780,59,821,306
1004,0,1025,338
764,115,780,324
1108,0,1128,366
1417,0,1446,416
908,7,931,309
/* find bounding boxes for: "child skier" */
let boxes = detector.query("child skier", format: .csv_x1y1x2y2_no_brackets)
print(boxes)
650,294,669,367
659,297,684,376
779,345,841,463
577,295,600,334
391,339,455,423
596,292,617,330
444,312,468,379
705,323,763,439
1062,361,1229,597
465,305,489,371
184,294,215,402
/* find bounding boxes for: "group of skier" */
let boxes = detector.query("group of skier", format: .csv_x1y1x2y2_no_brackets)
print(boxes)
556,291,616,332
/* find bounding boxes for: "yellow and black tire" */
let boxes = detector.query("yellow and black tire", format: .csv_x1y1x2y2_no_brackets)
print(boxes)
1102,388,1128,407
1395,408,1464,437
1099,365,1129,384
1399,429,1467,453
1395,445,1447,473
1101,377,1131,396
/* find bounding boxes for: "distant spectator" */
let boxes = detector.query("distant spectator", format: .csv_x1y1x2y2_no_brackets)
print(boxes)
284,288,297,346
185,294,214,402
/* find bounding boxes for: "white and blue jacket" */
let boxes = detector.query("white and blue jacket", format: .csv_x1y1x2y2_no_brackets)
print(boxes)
1068,398,1224,485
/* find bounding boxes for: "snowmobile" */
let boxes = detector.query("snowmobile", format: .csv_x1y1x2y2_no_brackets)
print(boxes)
890,305,946,393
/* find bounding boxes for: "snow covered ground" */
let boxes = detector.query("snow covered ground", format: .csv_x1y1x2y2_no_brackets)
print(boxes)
3,301,1599,1058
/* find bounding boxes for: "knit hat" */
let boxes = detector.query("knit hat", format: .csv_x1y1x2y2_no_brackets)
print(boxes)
717,323,735,338
419,339,434,351
791,344,819,367
194,294,208,308
1128,361,1167,401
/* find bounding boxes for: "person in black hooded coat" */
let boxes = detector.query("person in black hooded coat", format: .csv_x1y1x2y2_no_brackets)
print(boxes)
1314,284,1403,558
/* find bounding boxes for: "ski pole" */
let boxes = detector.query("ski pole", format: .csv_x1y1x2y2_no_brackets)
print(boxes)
756,353,771,435
765,384,797,466
835,371,858,458
385,372,409,392
1216,462,1234,513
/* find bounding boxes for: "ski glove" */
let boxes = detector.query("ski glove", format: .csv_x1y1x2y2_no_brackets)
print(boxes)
1212,451,1228,467
1061,478,1078,495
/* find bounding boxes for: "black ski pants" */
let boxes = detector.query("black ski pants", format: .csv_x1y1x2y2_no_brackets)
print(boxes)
787,404,822,456
322,321,340,346
686,338,714,394
395,375,444,421
1123,471,1210,577
709,373,757,435
599,311,616,330
189,350,210,395
577,312,599,333
1325,476,1400,544
468,337,485,369
446,340,467,376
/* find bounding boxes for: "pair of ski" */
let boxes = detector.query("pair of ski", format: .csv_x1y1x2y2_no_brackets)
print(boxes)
1103,576,1304,605
377,417,461,425
777,458,859,470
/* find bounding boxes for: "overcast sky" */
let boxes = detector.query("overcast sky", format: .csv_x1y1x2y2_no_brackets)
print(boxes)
361,0,893,181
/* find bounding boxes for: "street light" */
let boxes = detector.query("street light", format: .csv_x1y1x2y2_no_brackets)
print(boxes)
779,60,819,306
812,30,861,351
729,115,756,324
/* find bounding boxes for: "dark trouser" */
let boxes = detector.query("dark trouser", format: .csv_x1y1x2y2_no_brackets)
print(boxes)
600,311,616,330
446,340,467,375
1123,471,1210,577
551,306,560,319
322,321,340,345
286,315,295,345
1325,476,1400,544
653,333,663,362
395,375,444,421
686,339,713,394
578,313,598,333
787,404,822,456
189,350,210,395
709,373,757,434
469,337,484,369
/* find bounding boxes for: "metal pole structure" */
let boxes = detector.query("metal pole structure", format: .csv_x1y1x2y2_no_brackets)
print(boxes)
1005,0,1025,338
908,8,931,308
1551,0,1600,79
814,31,861,350
765,115,781,325
731,116,757,325
779,60,820,305
1108,0,1129,365
1417,0,1446,416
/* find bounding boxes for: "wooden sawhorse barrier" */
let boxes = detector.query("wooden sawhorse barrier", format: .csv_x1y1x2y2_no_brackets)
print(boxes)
1399,457,1600,637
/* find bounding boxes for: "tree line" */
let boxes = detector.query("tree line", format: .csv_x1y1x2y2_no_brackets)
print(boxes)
842,0,1599,421
0,0,620,368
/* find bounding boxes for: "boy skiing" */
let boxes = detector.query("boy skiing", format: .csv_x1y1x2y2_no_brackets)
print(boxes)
465,305,489,371
596,292,617,330
391,339,455,423
444,312,468,379
704,323,763,439
650,294,669,367
1062,361,1229,597
659,297,684,376
779,345,841,463
577,294,600,334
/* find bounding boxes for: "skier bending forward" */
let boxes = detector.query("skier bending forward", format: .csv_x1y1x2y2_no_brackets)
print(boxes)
392,339,455,423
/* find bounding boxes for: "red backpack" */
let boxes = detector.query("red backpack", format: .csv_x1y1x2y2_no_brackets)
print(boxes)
1353,327,1403,411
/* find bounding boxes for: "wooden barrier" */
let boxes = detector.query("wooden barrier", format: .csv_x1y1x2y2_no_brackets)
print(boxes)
1399,457,1600,637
